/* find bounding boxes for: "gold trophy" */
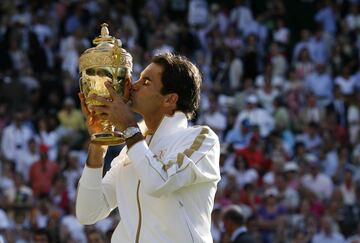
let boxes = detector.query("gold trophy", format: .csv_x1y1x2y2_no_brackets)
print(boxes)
79,23,133,145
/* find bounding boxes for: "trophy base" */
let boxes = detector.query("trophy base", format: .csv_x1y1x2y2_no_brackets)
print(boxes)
91,131,125,145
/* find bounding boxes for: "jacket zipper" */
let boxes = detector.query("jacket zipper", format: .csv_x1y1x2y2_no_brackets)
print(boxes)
135,180,142,243
179,201,195,243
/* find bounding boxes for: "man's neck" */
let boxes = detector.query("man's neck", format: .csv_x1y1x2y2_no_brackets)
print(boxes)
143,113,165,134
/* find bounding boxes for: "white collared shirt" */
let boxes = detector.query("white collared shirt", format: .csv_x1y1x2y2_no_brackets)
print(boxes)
231,226,247,241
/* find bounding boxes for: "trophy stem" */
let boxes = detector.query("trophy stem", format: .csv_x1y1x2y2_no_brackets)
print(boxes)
90,120,125,145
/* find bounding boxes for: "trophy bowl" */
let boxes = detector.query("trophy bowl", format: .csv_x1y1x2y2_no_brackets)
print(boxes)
79,23,133,145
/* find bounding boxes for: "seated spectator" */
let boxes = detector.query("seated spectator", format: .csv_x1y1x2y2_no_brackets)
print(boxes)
273,18,290,47
312,215,346,243
197,93,227,139
4,172,33,208
301,158,334,201
234,95,275,137
335,65,357,97
29,144,59,197
57,97,85,139
298,93,325,129
17,137,39,182
50,175,70,215
283,161,301,190
274,172,299,212
35,115,60,161
256,74,280,114
268,42,288,78
222,204,256,243
1,108,34,166
273,96,290,131
256,188,287,243
239,182,261,211
236,135,269,172
293,47,314,81
225,119,253,150
305,63,333,103
339,169,356,206
296,122,323,153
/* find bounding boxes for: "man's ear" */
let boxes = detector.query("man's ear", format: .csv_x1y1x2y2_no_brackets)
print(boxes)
164,93,178,109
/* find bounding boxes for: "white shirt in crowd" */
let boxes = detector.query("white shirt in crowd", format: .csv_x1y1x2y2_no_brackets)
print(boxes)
312,232,345,243
335,76,357,95
1,123,33,164
301,173,334,200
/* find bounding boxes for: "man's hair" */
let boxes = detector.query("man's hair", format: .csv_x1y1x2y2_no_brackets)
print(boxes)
151,53,202,119
222,205,245,226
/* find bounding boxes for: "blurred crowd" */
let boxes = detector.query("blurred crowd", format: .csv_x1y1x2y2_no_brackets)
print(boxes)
1,0,360,242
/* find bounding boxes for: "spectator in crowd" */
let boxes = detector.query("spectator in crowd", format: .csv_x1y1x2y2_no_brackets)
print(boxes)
225,119,253,150
29,144,59,197
312,215,346,243
301,158,334,201
234,94,275,137
305,63,333,104
256,188,287,243
1,108,33,166
222,204,256,243
294,47,314,81
57,97,85,140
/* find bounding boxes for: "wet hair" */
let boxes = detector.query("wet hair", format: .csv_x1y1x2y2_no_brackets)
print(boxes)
151,53,202,119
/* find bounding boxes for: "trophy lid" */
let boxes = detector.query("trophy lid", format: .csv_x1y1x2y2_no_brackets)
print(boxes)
79,23,133,74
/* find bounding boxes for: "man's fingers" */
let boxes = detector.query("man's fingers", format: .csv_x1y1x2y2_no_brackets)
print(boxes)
105,81,118,100
90,105,109,115
88,93,113,104
123,78,132,101
78,92,90,116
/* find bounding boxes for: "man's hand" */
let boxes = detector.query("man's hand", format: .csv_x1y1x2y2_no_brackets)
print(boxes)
78,92,108,168
78,92,104,135
87,81,137,131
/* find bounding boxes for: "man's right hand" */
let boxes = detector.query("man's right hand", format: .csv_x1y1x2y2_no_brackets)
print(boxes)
78,92,108,168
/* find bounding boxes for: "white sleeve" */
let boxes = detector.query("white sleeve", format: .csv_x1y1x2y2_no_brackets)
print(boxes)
127,127,220,197
76,165,117,225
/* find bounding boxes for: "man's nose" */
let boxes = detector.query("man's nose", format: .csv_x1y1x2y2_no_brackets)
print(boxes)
132,79,141,90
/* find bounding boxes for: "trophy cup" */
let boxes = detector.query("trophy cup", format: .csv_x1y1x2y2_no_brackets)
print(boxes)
79,23,133,145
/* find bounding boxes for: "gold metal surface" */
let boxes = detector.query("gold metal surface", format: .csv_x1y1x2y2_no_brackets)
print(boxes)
79,23,133,145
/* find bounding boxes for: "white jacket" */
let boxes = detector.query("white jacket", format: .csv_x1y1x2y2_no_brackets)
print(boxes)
76,112,221,243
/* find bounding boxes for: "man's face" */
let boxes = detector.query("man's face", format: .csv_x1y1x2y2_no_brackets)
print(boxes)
131,63,166,116
222,218,232,234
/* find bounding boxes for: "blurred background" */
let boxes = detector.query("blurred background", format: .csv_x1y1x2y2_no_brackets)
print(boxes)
1,0,360,242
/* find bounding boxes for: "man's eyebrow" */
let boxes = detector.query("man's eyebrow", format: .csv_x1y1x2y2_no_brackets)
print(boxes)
140,72,152,81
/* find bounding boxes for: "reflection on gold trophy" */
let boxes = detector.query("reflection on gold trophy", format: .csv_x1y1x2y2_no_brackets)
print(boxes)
79,23,133,145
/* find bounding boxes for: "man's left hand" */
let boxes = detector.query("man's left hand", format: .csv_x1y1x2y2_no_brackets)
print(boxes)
88,81,137,131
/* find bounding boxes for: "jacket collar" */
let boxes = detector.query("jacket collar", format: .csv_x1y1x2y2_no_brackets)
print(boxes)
139,111,188,145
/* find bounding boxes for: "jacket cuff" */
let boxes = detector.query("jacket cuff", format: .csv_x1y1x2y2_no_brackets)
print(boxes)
79,166,103,189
